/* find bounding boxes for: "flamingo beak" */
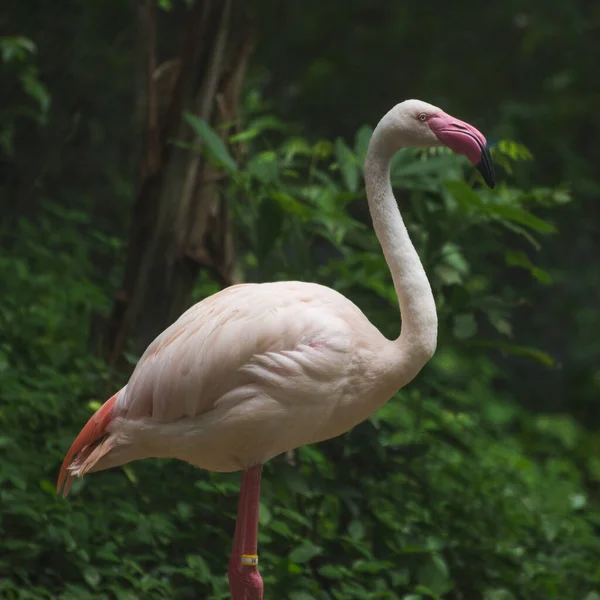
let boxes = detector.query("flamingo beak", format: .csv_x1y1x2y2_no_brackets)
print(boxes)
476,143,496,189
428,113,496,189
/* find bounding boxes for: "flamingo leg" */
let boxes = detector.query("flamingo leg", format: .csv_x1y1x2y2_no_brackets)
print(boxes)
228,469,249,599
228,465,264,600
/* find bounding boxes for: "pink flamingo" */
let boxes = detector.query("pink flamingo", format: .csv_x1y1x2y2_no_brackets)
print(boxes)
58,99,495,600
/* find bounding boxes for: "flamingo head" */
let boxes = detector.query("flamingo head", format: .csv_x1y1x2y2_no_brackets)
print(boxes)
384,99,496,189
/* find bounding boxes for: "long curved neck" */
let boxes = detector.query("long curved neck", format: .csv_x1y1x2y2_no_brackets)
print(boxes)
364,120,438,372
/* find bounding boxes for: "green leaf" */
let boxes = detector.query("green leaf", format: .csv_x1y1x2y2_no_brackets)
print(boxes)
441,243,470,275
354,125,373,160
353,559,393,573
531,267,552,284
20,72,51,115
348,519,365,541
414,585,443,600
229,129,260,143
88,400,102,411
0,123,14,155
258,502,272,526
289,542,322,564
435,264,463,285
313,140,333,159
1,36,36,62
271,191,312,219
39,479,56,496
453,313,477,340
335,138,359,192
445,180,483,208
282,137,312,161
446,181,555,234
395,155,457,180
473,340,555,366
505,250,530,269
277,507,311,528
499,220,542,249
535,415,579,449
487,310,513,337
488,204,556,233
290,593,316,600
184,113,237,172
497,139,533,161
186,554,211,582
247,151,278,183
82,566,101,589
484,590,517,600
505,251,552,284
319,564,345,579
122,465,138,485
229,115,284,142
436,243,470,285
176,502,191,520
270,519,293,538
278,466,312,495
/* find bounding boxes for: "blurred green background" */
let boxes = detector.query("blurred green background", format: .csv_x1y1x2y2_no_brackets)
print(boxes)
1,1,599,598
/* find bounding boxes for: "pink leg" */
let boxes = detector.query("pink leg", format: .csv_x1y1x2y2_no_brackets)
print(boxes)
241,465,263,599
228,470,249,600
228,465,264,600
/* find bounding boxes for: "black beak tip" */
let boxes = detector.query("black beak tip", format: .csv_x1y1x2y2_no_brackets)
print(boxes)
477,164,496,189
476,143,496,189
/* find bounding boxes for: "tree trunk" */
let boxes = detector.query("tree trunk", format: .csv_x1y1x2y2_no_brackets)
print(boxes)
106,0,254,369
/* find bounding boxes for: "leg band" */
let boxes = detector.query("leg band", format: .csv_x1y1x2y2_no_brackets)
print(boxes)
241,554,259,567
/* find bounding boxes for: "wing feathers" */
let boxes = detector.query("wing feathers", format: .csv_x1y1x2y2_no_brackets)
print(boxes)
56,393,119,497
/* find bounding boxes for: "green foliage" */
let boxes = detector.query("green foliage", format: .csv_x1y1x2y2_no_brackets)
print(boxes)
0,35,50,153
2,103,599,599
183,113,238,173
2,2,600,598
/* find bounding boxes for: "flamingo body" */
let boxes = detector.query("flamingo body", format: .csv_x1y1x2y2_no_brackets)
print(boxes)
60,281,415,492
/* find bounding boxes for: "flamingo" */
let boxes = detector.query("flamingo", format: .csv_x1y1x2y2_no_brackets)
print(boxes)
57,99,495,600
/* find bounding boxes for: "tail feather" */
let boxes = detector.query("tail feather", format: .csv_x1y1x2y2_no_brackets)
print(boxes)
57,393,118,497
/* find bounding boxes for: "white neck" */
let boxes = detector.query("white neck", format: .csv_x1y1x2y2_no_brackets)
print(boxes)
364,117,438,373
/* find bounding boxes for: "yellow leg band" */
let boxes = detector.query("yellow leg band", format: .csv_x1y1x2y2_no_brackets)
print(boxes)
241,554,259,567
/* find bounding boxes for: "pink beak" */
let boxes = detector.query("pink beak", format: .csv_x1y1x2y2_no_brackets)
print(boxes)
428,112,496,188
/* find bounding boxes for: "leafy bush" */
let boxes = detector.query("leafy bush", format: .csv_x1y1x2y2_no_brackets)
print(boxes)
0,35,50,154
1,104,599,600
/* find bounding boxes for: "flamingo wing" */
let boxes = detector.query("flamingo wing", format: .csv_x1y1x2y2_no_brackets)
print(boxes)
118,282,360,420
58,281,380,494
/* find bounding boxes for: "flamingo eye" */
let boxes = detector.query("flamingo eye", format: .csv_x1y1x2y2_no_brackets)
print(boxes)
418,113,428,122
